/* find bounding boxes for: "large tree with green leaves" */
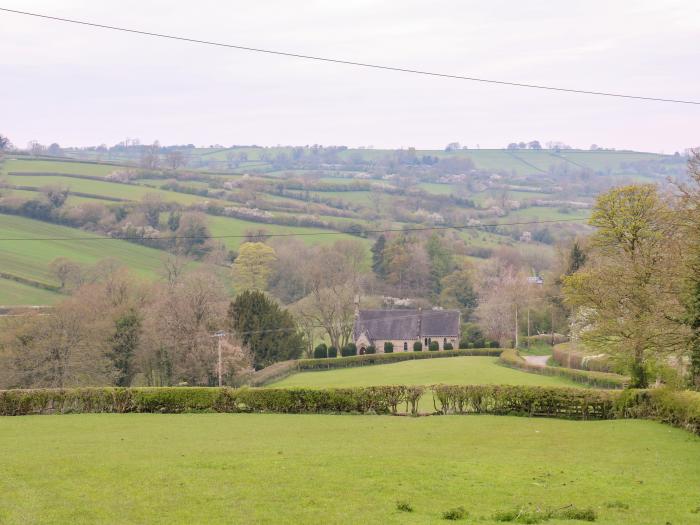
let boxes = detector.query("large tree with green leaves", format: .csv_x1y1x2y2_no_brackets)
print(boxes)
228,290,304,369
563,184,683,387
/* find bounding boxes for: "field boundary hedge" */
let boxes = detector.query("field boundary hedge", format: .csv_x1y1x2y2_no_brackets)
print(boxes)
247,348,503,386
499,349,628,389
551,343,613,373
2,385,698,436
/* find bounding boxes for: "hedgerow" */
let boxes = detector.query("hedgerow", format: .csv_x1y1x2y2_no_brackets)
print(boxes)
431,385,617,420
552,343,613,373
297,348,502,371
499,349,627,389
1,385,699,436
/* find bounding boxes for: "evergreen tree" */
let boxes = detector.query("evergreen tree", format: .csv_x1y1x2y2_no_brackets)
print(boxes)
228,290,304,369
566,240,587,275
109,310,141,387
371,235,387,277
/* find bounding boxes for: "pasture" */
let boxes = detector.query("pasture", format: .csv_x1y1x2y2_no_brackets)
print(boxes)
0,214,165,288
0,277,61,305
270,356,578,388
0,413,697,524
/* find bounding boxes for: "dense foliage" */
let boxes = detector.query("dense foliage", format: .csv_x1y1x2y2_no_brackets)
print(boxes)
228,290,304,369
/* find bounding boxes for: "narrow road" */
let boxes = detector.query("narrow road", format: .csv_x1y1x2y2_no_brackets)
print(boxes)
523,355,549,367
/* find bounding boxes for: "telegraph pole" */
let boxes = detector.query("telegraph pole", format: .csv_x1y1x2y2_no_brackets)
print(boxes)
212,331,227,387
514,305,519,348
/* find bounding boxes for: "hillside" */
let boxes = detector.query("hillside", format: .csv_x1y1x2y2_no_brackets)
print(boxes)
0,214,167,305
0,147,686,305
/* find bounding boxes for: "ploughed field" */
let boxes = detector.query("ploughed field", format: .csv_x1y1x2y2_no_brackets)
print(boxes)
0,413,698,524
270,356,578,388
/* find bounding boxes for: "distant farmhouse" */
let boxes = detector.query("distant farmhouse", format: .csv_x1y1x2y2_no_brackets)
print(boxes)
353,309,460,354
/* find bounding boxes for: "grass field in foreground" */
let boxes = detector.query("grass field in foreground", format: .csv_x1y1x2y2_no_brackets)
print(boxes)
270,356,578,389
0,414,698,524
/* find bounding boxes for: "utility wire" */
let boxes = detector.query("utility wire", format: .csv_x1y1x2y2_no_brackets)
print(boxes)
0,218,587,241
1,7,698,106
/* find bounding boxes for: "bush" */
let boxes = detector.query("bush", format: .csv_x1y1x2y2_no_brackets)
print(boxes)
552,343,613,373
366,345,376,354
396,501,413,513
413,341,423,352
313,343,328,359
341,343,357,357
429,341,439,351
444,342,454,350
432,384,617,420
488,340,500,348
442,506,468,520
499,349,627,389
384,341,394,353
328,346,338,358
460,323,486,348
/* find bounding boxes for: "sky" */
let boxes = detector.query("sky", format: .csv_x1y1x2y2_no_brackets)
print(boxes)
1,0,699,153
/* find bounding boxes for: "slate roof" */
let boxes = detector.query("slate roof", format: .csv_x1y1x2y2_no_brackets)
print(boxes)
353,309,460,342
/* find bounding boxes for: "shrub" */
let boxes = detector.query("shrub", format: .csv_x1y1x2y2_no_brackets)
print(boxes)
413,341,423,352
460,322,485,348
444,342,454,350
341,343,357,357
429,341,439,351
384,341,394,353
328,346,338,358
442,506,468,520
396,501,413,513
313,343,328,359
366,345,376,354
488,340,500,348
432,384,618,420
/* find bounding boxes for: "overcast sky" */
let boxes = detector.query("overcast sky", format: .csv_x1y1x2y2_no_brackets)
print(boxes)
1,0,699,152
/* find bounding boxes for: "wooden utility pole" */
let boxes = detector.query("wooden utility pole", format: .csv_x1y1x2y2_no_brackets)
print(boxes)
514,305,519,348
212,331,227,387
527,306,531,349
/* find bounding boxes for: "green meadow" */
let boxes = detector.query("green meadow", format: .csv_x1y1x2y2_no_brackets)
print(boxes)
0,214,165,287
0,413,697,524
270,356,577,388
0,277,62,305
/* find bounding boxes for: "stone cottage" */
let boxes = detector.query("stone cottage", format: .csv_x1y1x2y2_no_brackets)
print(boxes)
353,309,460,353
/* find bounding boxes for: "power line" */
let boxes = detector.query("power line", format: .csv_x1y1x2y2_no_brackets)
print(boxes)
1,7,698,106
0,218,587,242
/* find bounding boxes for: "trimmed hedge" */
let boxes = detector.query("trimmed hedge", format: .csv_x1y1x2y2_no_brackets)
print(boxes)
0,386,424,416
614,388,700,436
1,385,699,435
552,343,613,373
499,349,628,389
432,384,617,420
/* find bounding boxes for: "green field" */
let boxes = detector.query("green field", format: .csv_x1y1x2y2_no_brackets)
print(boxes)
270,357,577,388
0,214,165,288
1,158,120,177
207,214,362,250
0,413,697,524
4,174,206,204
0,277,62,305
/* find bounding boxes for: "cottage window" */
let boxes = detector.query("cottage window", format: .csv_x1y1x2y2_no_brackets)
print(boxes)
403,342,408,351
443,338,447,347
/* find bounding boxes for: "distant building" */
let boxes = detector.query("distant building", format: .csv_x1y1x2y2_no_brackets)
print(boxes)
520,231,532,242
527,276,544,285
353,309,460,354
